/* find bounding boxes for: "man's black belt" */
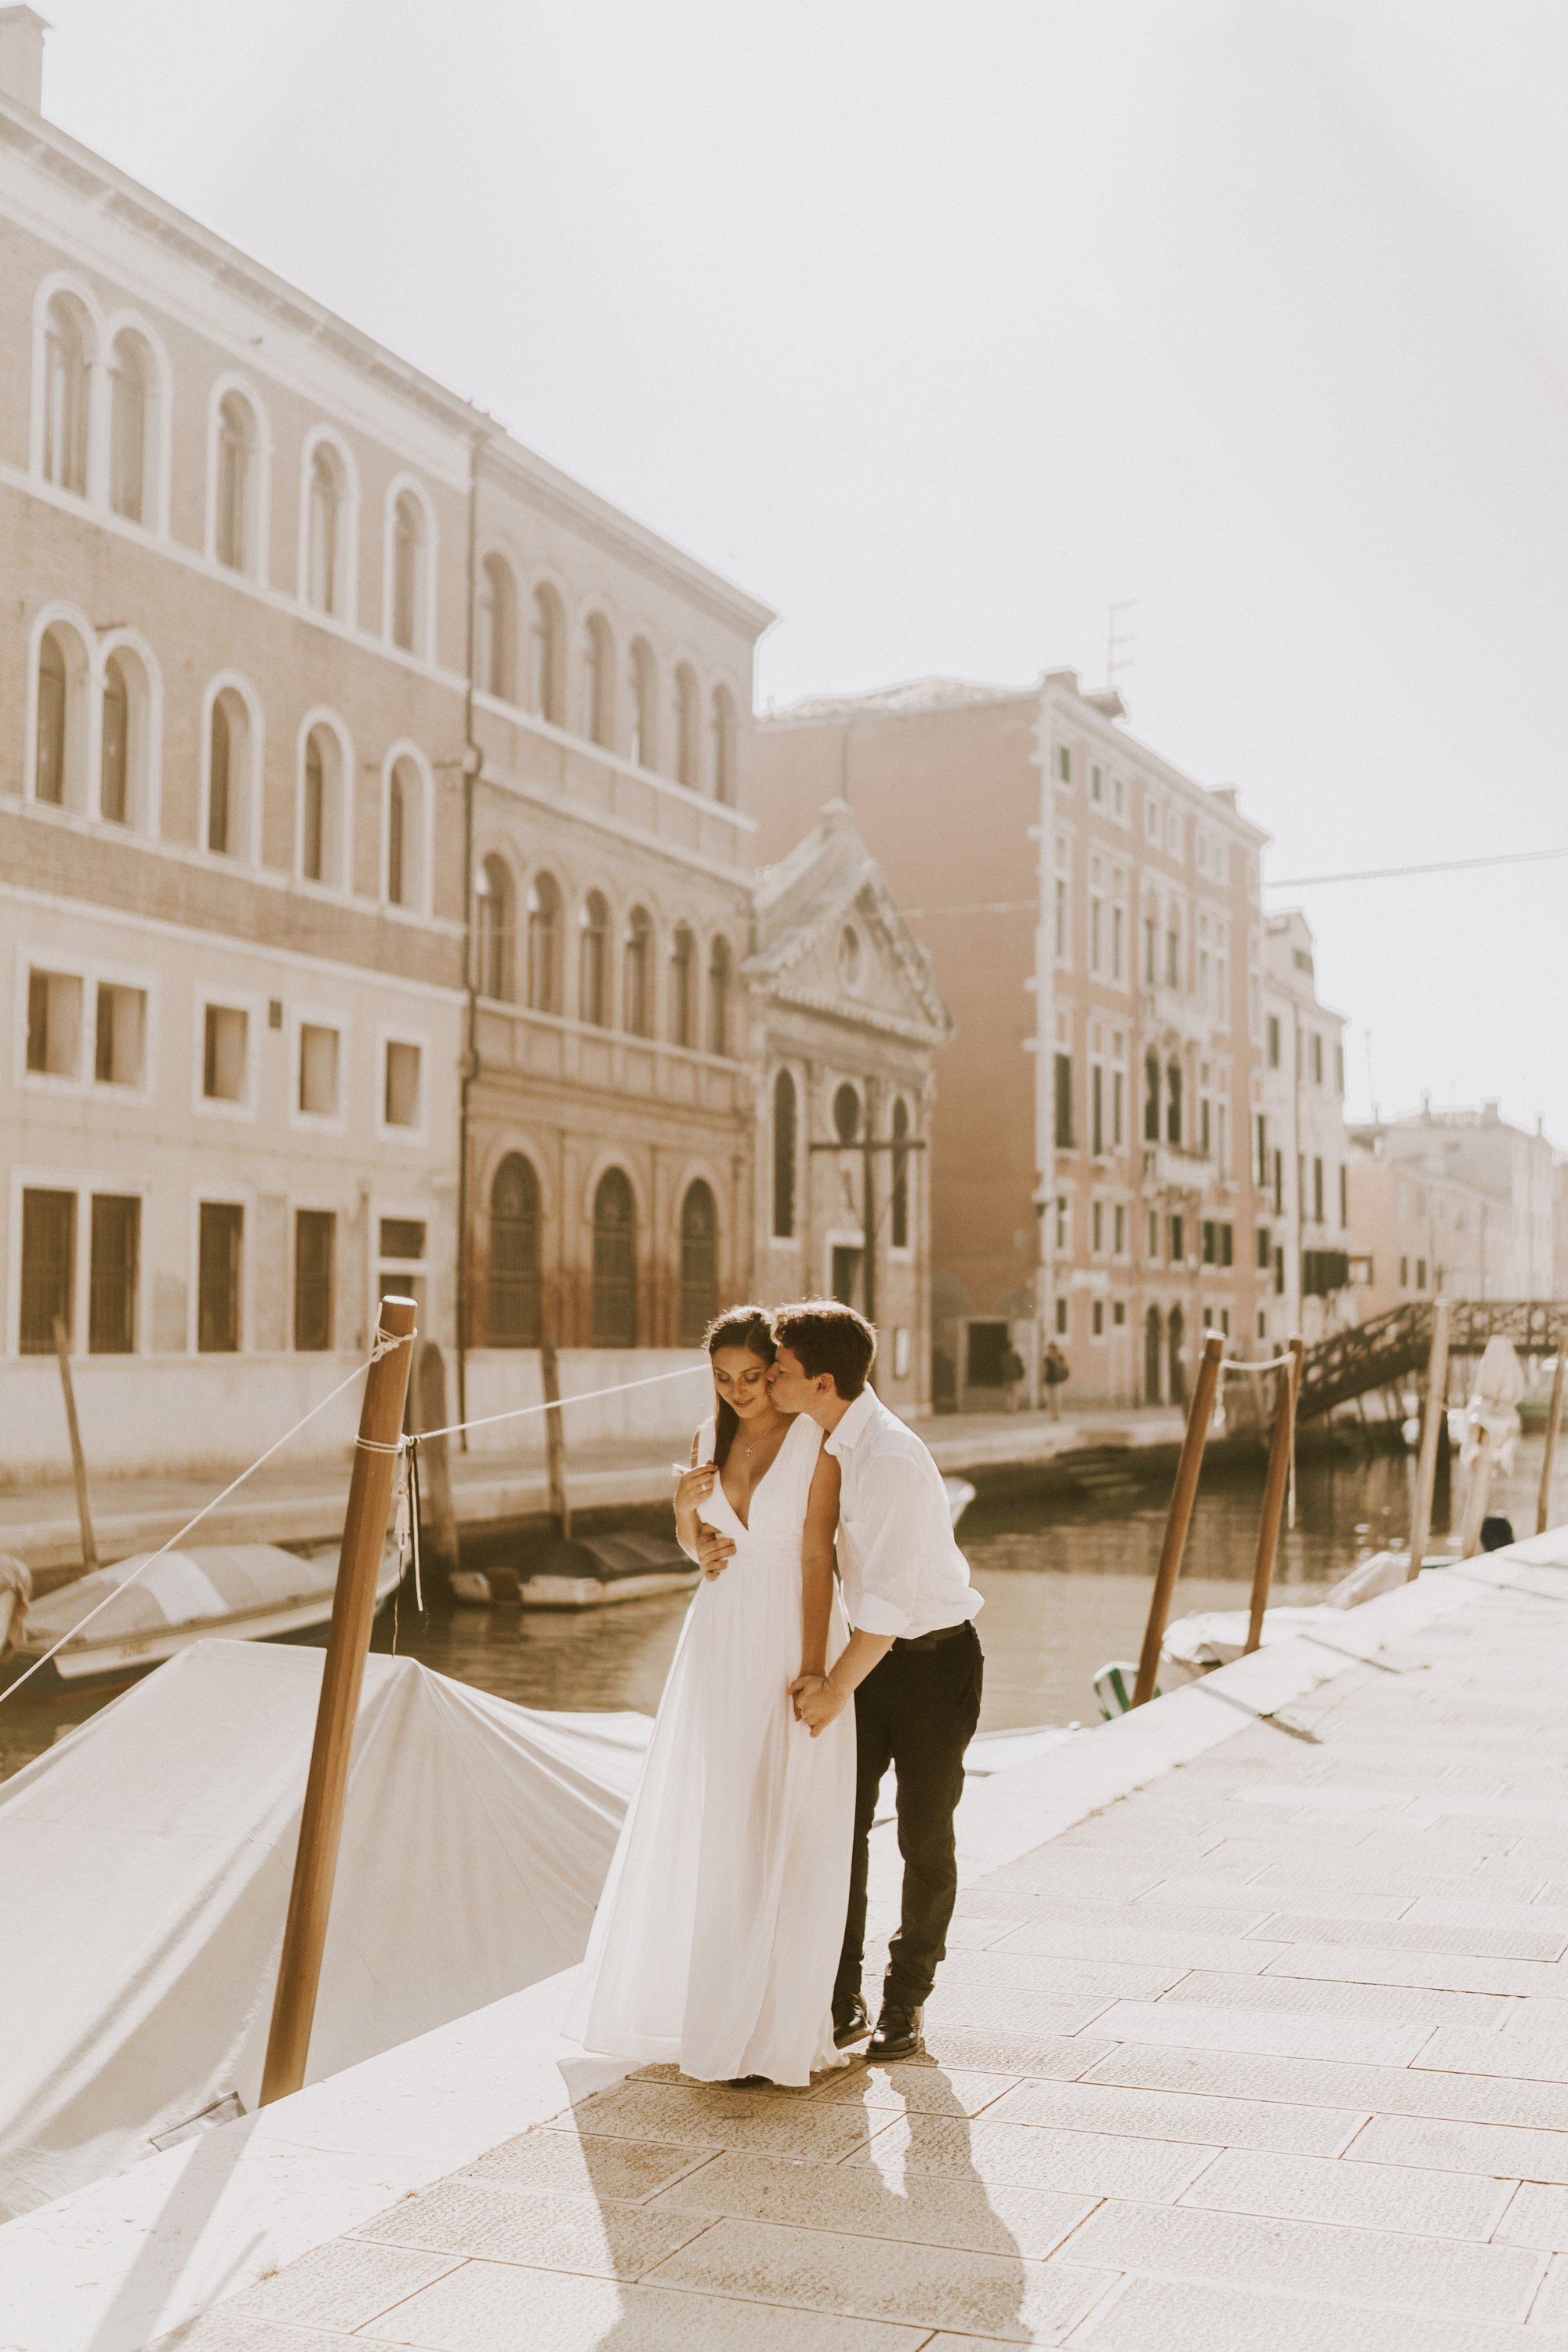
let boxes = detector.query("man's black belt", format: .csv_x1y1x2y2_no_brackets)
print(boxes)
891,1620,972,1653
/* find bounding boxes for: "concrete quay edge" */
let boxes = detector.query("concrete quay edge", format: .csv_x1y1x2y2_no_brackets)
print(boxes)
2,1535,1548,2352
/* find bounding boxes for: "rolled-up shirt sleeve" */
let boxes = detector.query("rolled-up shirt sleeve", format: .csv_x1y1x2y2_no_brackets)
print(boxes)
843,1456,927,1638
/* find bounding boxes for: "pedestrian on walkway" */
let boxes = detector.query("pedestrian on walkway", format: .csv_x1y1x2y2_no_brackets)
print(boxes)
1043,1340,1069,1420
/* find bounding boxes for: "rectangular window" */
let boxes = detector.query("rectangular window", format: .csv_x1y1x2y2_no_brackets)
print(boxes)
294,1209,335,1352
1092,1199,1105,1254
1089,891,1103,975
1203,1219,1217,1265
1170,1213,1185,1262
94,984,147,1086
1054,1194,1069,1254
1112,902,1126,982
1335,1042,1345,1094
1312,1156,1324,1223
1112,1061,1125,1149
1339,1164,1348,1228
1143,916,1157,984
1274,1245,1285,1295
1416,1257,1427,1290
1054,1295,1069,1335
1399,1255,1409,1287
26,969,83,1078
1112,1298,1126,1326
1272,1149,1283,1214
1255,1114,1269,1186
1257,1225,1272,1271
1220,1221,1233,1267
1266,1014,1281,1069
1054,877,1069,961
1309,1033,1323,1085
1055,744,1072,784
202,1004,248,1102
379,1218,426,1261
1091,1062,1105,1155
20,1188,74,1352
1089,762,1103,804
198,1202,243,1352
1114,1203,1127,1256
298,1023,340,1117
1053,1051,1074,1149
383,1040,422,1127
1145,797,1160,841
1092,1298,1105,1337
1148,1208,1160,1261
85,1193,140,1354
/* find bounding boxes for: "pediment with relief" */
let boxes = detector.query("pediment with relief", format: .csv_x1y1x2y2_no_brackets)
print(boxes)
748,803,954,1049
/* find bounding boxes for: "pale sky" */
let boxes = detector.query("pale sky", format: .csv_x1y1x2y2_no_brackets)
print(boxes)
36,1,1568,1144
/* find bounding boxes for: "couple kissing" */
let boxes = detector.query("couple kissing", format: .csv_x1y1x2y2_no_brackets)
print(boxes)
567,1299,984,2088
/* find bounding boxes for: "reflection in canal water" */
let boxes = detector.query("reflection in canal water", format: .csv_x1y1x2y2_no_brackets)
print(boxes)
2,1431,1559,1780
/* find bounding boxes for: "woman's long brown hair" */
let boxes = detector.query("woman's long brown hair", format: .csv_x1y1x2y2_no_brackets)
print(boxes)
703,1305,777,1468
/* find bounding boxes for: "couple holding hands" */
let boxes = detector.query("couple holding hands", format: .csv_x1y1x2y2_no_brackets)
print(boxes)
568,1300,984,2086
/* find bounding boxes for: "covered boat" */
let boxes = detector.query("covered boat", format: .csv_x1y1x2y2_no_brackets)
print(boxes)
0,1639,648,2220
2,1541,400,1686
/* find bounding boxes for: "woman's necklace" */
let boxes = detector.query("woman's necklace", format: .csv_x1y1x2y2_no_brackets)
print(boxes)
741,1411,784,1460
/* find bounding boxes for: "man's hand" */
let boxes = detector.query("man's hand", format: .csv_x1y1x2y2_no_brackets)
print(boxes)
789,1672,849,1737
695,1522,735,1581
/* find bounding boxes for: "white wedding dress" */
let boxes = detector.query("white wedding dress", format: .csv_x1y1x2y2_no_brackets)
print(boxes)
568,1411,855,2085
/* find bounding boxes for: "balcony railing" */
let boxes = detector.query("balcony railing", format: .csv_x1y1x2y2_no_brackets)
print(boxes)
473,699,756,873
474,1000,747,1118
1140,986,1213,1045
1142,1142,1214,1195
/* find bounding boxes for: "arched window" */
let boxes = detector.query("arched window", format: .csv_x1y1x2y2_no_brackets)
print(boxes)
475,854,514,1000
108,332,151,524
679,1181,719,1345
42,297,89,496
215,393,256,572
1143,1052,1160,1143
772,1069,797,1239
477,554,516,700
582,614,614,748
579,891,610,1025
673,662,699,789
206,687,252,858
833,1081,862,1143
391,490,428,653
623,906,654,1037
707,935,731,1057
299,723,347,884
100,654,129,824
530,585,563,723
891,1096,912,1250
628,637,657,770
1166,1060,1183,1145
710,684,737,805
488,1154,540,1346
592,1168,636,1347
1168,1303,1187,1406
526,872,561,1012
34,626,74,806
385,754,427,910
670,924,697,1047
307,443,347,615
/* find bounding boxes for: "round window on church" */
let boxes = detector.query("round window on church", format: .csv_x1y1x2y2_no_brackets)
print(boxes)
838,923,864,993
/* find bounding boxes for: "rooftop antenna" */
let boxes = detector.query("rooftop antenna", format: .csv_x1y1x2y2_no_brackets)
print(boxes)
1106,599,1138,694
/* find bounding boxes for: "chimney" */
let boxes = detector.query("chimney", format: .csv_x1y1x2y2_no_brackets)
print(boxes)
0,7,47,111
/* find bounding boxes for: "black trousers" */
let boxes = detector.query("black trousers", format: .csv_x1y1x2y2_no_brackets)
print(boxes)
834,1621,984,2012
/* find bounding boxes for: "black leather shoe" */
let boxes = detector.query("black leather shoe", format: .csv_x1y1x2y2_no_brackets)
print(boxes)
833,1994,871,2049
868,1998,924,2060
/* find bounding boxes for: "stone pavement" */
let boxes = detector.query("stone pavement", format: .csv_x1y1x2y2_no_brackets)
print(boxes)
154,1550,1568,2348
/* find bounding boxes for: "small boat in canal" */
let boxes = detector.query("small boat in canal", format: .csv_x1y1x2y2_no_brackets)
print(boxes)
0,1541,401,1690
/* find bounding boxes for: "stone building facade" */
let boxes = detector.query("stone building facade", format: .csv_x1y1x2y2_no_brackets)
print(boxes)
1260,909,1355,1342
0,17,945,1477
1348,1099,1560,1312
755,670,1271,1408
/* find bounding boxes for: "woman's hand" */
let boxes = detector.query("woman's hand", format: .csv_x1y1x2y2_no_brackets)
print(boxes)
674,1464,717,1516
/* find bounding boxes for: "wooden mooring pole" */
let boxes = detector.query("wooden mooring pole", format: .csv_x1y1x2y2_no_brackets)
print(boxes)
1406,1298,1451,1582
542,1338,572,1541
1244,1337,1304,1656
52,1316,98,1575
1538,1344,1566,1538
414,1340,460,1595
260,1296,416,2106
1132,1332,1225,1708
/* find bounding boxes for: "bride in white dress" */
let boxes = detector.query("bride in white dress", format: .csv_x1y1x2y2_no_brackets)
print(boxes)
568,1306,855,2086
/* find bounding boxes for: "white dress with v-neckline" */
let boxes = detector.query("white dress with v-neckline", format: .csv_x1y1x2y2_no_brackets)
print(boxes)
567,1410,855,2085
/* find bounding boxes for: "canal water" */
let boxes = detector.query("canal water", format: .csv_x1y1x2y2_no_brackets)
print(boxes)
5,1428,1555,1782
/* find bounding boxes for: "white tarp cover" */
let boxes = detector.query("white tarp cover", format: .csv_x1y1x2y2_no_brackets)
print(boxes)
0,1639,648,2220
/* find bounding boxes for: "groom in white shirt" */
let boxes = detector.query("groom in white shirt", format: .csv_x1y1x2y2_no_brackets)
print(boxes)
768,1301,984,2063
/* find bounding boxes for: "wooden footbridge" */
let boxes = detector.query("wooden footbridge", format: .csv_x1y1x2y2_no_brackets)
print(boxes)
1297,1298,1565,1421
